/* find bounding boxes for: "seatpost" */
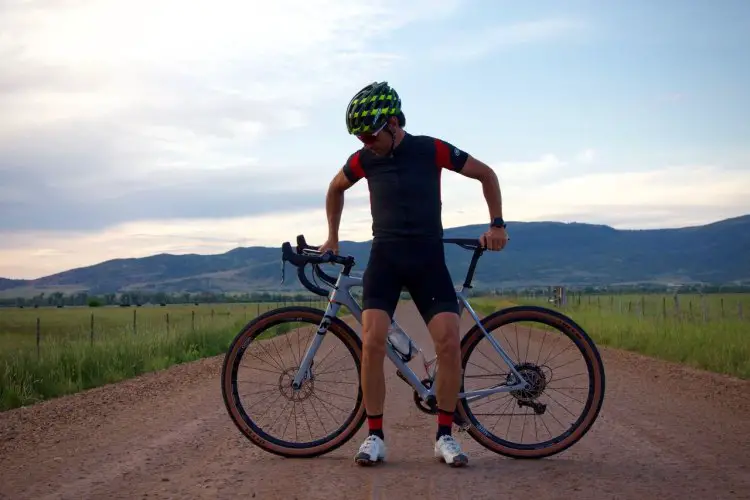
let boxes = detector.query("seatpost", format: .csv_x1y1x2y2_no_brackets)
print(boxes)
462,246,484,288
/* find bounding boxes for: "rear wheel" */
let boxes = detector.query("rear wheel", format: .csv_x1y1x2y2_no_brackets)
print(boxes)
221,306,365,458
457,305,605,459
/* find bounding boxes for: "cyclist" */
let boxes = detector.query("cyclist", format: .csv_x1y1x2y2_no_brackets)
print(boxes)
319,81,508,467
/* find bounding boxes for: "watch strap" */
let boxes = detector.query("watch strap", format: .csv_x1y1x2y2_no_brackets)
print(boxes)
490,217,506,228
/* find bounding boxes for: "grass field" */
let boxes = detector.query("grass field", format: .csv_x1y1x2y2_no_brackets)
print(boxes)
0,299,328,411
469,292,750,379
2,291,749,412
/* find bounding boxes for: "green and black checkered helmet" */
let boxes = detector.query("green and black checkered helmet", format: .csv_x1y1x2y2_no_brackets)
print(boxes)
345,81,401,135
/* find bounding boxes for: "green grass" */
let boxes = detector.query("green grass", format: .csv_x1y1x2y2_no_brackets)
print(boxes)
5,290,747,412
0,299,328,411
469,293,750,379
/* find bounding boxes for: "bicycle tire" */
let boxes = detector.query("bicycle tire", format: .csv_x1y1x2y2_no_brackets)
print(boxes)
221,305,366,458
457,305,605,459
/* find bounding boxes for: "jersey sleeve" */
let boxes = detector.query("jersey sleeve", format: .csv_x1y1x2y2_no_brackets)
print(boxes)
342,150,366,183
433,138,469,172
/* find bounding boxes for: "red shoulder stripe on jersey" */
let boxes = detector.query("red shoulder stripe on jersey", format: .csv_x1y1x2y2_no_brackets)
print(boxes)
434,138,450,170
349,150,365,179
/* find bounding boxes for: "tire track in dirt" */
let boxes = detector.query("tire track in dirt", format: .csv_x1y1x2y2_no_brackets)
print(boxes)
1,301,749,499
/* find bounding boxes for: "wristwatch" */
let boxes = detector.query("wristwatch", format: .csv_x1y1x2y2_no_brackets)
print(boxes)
490,217,506,229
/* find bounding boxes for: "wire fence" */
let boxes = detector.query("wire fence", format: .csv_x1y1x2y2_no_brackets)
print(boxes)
1,298,330,360
477,291,748,322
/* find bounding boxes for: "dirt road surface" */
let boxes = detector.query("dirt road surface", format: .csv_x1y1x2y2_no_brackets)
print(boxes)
1,301,749,500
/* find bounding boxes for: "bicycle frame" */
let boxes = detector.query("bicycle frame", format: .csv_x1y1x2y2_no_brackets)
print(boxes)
290,261,531,403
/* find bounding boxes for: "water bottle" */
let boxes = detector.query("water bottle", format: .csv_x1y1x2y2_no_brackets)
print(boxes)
387,320,417,362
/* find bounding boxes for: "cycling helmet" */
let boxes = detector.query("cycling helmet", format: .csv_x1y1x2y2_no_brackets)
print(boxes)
345,81,402,135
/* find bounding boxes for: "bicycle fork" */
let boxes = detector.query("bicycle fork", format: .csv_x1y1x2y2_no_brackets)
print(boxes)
291,301,340,390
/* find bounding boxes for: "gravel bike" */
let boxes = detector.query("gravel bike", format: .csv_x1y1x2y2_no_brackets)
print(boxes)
221,235,605,459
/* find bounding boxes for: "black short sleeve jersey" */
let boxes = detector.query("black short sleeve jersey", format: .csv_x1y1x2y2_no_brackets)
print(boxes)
341,133,470,241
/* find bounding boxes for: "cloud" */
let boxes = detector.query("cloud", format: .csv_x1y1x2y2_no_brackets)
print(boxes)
2,154,749,279
436,156,750,235
0,0,461,233
493,153,567,184
430,18,585,61
0,203,375,279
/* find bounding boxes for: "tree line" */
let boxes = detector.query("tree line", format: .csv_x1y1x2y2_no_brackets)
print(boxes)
1,282,748,309
0,290,328,308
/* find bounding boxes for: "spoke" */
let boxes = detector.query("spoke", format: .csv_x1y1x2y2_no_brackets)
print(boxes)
314,387,356,401
474,343,507,372
255,336,287,372
242,349,285,373
307,395,330,436
466,360,497,376
311,392,349,418
547,386,586,406
315,350,353,376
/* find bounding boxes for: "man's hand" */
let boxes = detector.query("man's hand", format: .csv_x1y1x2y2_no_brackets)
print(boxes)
480,226,508,251
318,237,339,255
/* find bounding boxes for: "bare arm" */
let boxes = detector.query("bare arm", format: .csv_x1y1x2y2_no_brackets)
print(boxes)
325,168,356,242
459,156,503,221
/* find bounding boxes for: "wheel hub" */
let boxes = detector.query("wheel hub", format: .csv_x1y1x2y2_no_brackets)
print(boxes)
508,362,547,402
279,367,314,402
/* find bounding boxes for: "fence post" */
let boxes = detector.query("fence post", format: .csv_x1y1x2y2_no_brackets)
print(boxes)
662,297,667,319
166,313,170,334
133,309,137,335
36,317,40,358
90,313,94,345
640,296,645,318
192,310,195,331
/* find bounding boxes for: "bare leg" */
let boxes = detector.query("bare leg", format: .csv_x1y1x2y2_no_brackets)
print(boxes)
427,311,462,413
427,310,469,466
354,308,392,466
361,308,391,417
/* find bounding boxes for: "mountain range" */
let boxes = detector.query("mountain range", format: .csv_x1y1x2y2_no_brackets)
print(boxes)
1,215,749,297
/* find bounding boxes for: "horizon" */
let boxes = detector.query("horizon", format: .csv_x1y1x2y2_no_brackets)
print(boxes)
3,213,747,281
2,1,749,279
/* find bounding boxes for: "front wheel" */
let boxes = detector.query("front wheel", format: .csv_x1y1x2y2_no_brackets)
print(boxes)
221,306,366,458
457,305,605,459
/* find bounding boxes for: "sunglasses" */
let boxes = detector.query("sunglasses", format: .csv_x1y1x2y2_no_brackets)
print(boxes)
357,121,388,145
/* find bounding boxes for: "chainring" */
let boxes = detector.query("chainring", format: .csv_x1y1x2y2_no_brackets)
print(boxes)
413,378,438,414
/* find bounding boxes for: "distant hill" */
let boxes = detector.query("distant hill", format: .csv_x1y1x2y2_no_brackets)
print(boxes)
1,215,749,297
0,278,25,291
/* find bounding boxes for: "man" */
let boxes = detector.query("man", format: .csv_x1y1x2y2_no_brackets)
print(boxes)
319,81,508,467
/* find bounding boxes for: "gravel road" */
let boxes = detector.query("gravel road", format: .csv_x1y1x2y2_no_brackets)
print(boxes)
1,301,749,499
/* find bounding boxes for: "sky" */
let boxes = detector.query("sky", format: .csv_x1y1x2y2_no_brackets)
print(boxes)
1,0,749,279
